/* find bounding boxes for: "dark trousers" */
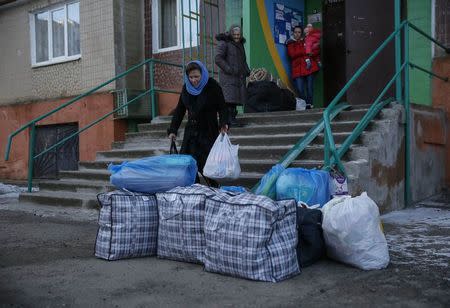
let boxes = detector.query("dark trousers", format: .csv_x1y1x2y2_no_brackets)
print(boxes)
294,74,315,107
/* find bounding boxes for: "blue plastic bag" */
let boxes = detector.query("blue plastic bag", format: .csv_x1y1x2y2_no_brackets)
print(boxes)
276,168,330,207
253,164,286,199
220,186,247,193
108,155,197,193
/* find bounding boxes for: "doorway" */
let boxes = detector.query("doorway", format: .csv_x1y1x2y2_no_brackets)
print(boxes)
33,123,79,179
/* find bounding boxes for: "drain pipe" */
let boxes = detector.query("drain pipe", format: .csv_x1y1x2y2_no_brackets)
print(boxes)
404,23,411,207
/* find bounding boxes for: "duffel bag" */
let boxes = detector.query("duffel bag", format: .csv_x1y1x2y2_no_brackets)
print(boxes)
296,206,326,267
276,168,330,207
108,155,197,193
156,185,236,264
95,190,158,260
204,193,300,282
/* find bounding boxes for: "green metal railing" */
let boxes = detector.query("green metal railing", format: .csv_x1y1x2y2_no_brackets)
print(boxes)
4,58,184,192
252,19,449,207
4,0,223,194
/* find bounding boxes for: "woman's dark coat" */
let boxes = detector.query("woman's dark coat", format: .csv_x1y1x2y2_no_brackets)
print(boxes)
215,32,250,105
168,78,228,172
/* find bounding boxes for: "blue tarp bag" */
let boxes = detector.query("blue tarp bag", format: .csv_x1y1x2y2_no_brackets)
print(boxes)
276,168,330,207
253,164,286,199
220,186,247,193
108,155,197,193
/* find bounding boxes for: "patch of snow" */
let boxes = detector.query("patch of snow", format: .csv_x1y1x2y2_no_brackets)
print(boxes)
382,207,450,227
383,207,450,269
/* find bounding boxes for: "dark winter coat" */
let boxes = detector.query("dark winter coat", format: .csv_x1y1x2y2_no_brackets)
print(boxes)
215,32,251,105
168,78,228,172
286,38,319,79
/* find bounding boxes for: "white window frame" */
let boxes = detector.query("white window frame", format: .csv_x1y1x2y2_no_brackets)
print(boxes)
30,1,81,67
152,0,199,54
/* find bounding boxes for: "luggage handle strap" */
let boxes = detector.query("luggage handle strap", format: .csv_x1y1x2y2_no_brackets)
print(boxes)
169,139,211,188
169,140,178,155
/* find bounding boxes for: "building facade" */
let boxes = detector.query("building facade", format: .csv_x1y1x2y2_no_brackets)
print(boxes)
0,0,448,186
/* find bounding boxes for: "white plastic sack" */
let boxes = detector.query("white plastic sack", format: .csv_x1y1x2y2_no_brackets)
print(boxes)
321,192,389,270
203,133,240,179
295,98,306,111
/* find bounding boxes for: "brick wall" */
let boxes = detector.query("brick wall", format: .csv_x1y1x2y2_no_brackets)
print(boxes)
0,0,116,105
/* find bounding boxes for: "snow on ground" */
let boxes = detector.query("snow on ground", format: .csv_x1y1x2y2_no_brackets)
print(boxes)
382,207,450,269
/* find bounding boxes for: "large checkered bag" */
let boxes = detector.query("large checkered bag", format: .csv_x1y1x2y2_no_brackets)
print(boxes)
156,185,239,263
204,193,300,282
95,190,158,260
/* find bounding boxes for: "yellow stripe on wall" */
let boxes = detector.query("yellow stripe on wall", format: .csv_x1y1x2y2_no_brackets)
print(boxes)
256,0,294,91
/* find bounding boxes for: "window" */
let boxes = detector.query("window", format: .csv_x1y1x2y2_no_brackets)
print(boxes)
30,2,80,66
152,0,199,53
434,0,450,57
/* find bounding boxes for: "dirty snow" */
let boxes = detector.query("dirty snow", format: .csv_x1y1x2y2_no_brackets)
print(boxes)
0,183,39,204
382,207,450,270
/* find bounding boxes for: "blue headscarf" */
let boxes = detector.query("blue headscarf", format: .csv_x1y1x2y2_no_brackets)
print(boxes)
184,60,209,96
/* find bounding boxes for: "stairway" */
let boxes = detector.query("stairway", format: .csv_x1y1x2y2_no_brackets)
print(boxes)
20,104,392,209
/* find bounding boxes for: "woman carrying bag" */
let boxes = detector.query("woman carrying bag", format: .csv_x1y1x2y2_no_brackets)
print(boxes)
167,60,229,188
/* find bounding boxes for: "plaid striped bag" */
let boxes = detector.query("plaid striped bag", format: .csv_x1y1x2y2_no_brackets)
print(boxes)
204,193,300,282
156,185,239,264
95,190,158,260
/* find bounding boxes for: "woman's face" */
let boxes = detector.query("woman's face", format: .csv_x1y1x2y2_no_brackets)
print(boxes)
232,28,241,42
293,27,302,40
188,69,202,87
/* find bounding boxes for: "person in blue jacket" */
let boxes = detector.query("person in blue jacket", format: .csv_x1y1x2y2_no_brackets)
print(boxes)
168,60,229,187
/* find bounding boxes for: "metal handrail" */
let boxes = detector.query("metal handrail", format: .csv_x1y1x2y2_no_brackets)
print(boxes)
409,62,449,82
322,20,408,173
250,102,350,195
252,20,449,204
4,58,184,192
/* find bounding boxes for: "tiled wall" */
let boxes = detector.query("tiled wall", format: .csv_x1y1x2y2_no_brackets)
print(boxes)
0,0,116,105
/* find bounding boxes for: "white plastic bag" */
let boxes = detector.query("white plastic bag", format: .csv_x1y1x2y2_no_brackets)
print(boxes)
203,133,240,179
295,98,306,111
321,192,390,270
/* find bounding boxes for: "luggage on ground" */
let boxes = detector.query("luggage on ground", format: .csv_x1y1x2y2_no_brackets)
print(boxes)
276,168,330,207
253,163,286,199
108,155,197,193
95,190,158,260
321,192,390,270
204,193,300,282
156,185,221,264
296,206,326,267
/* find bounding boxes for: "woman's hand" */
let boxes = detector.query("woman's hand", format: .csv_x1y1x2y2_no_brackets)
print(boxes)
220,124,229,134
168,133,177,140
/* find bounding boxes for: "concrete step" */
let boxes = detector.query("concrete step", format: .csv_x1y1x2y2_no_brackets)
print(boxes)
59,170,110,182
19,191,99,209
38,179,113,193
55,169,263,191
114,132,360,149
80,158,325,173
142,109,370,131
239,159,324,173
128,121,365,140
96,144,360,161
146,105,372,124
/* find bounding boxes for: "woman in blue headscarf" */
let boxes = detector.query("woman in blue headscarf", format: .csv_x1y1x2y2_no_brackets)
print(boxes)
168,60,229,187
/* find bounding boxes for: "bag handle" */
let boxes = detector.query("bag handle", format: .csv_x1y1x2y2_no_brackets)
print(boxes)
169,139,178,154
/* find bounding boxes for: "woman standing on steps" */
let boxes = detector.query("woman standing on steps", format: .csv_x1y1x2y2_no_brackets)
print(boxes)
215,24,251,127
167,60,228,187
286,25,320,109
